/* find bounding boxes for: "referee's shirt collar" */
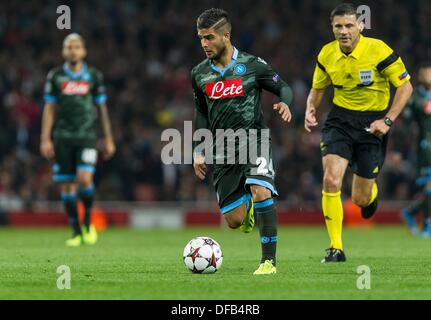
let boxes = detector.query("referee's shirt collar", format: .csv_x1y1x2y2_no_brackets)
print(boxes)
336,34,366,60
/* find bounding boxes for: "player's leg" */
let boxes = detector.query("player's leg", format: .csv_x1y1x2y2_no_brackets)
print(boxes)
351,139,386,219
321,154,349,262
244,143,279,273
53,140,82,246
421,181,431,237
223,203,248,229
401,195,423,235
403,167,431,236
76,146,98,244
351,174,377,218
215,165,253,230
319,106,354,262
77,170,95,229
248,184,277,275
60,182,82,246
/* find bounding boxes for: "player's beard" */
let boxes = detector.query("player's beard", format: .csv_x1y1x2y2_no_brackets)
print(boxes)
211,43,227,62
67,59,80,66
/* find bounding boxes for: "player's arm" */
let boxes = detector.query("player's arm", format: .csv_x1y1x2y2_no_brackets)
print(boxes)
191,72,208,180
255,57,293,122
93,70,116,160
40,102,56,159
369,50,414,136
305,56,331,132
40,71,58,159
98,103,116,160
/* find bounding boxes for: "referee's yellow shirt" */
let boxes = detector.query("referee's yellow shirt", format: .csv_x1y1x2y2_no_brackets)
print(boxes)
312,35,411,112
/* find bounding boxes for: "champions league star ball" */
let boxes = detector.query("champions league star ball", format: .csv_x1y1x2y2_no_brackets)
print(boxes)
183,237,223,274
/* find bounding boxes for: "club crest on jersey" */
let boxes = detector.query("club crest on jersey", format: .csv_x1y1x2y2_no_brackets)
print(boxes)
205,79,244,100
359,70,373,86
234,64,246,75
61,81,90,95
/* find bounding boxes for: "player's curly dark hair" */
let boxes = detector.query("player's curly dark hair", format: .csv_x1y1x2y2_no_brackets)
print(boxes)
330,3,360,21
196,8,231,33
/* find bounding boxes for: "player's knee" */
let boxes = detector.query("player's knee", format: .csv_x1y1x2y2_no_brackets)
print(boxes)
250,186,271,202
352,192,371,207
60,183,76,193
323,173,342,192
77,174,93,187
224,215,241,229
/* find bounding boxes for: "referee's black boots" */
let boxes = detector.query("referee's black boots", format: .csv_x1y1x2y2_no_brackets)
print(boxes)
321,248,346,263
361,198,378,219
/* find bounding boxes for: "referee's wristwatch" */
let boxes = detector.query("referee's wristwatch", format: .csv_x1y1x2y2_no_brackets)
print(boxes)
384,117,393,128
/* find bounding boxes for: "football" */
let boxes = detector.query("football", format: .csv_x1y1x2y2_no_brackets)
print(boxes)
183,237,223,274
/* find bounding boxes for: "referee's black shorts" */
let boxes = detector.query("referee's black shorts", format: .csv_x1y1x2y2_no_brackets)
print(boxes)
321,104,389,179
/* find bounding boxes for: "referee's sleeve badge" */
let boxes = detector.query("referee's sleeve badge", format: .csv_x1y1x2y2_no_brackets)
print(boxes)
398,70,409,81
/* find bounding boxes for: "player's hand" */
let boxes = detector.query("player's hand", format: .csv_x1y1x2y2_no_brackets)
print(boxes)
304,107,318,132
40,139,55,159
273,102,292,122
368,119,390,137
193,155,207,180
102,139,116,160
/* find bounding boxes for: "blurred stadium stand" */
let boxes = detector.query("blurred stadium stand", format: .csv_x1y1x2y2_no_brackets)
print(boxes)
0,0,430,225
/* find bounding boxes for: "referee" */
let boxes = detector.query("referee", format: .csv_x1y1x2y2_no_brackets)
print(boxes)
305,3,413,263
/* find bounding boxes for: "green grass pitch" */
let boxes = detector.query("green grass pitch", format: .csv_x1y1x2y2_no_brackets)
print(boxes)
0,226,430,299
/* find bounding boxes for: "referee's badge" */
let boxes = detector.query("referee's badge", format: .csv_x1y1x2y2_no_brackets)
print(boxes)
359,70,373,86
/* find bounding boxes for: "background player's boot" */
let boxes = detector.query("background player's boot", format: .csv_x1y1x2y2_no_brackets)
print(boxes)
321,248,346,263
422,227,431,238
422,219,431,238
240,199,254,233
253,259,276,275
82,225,98,245
65,234,83,247
361,198,378,219
401,209,419,235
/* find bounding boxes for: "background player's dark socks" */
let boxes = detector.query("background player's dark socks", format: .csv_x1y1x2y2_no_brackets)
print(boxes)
406,200,425,217
422,190,431,229
255,198,277,265
62,192,81,236
79,185,95,230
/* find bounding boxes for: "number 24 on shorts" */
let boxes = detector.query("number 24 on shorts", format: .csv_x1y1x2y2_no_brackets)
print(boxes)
253,157,275,178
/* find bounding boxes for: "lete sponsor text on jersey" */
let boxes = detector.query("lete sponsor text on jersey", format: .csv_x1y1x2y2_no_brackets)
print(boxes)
61,81,90,95
205,79,244,100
